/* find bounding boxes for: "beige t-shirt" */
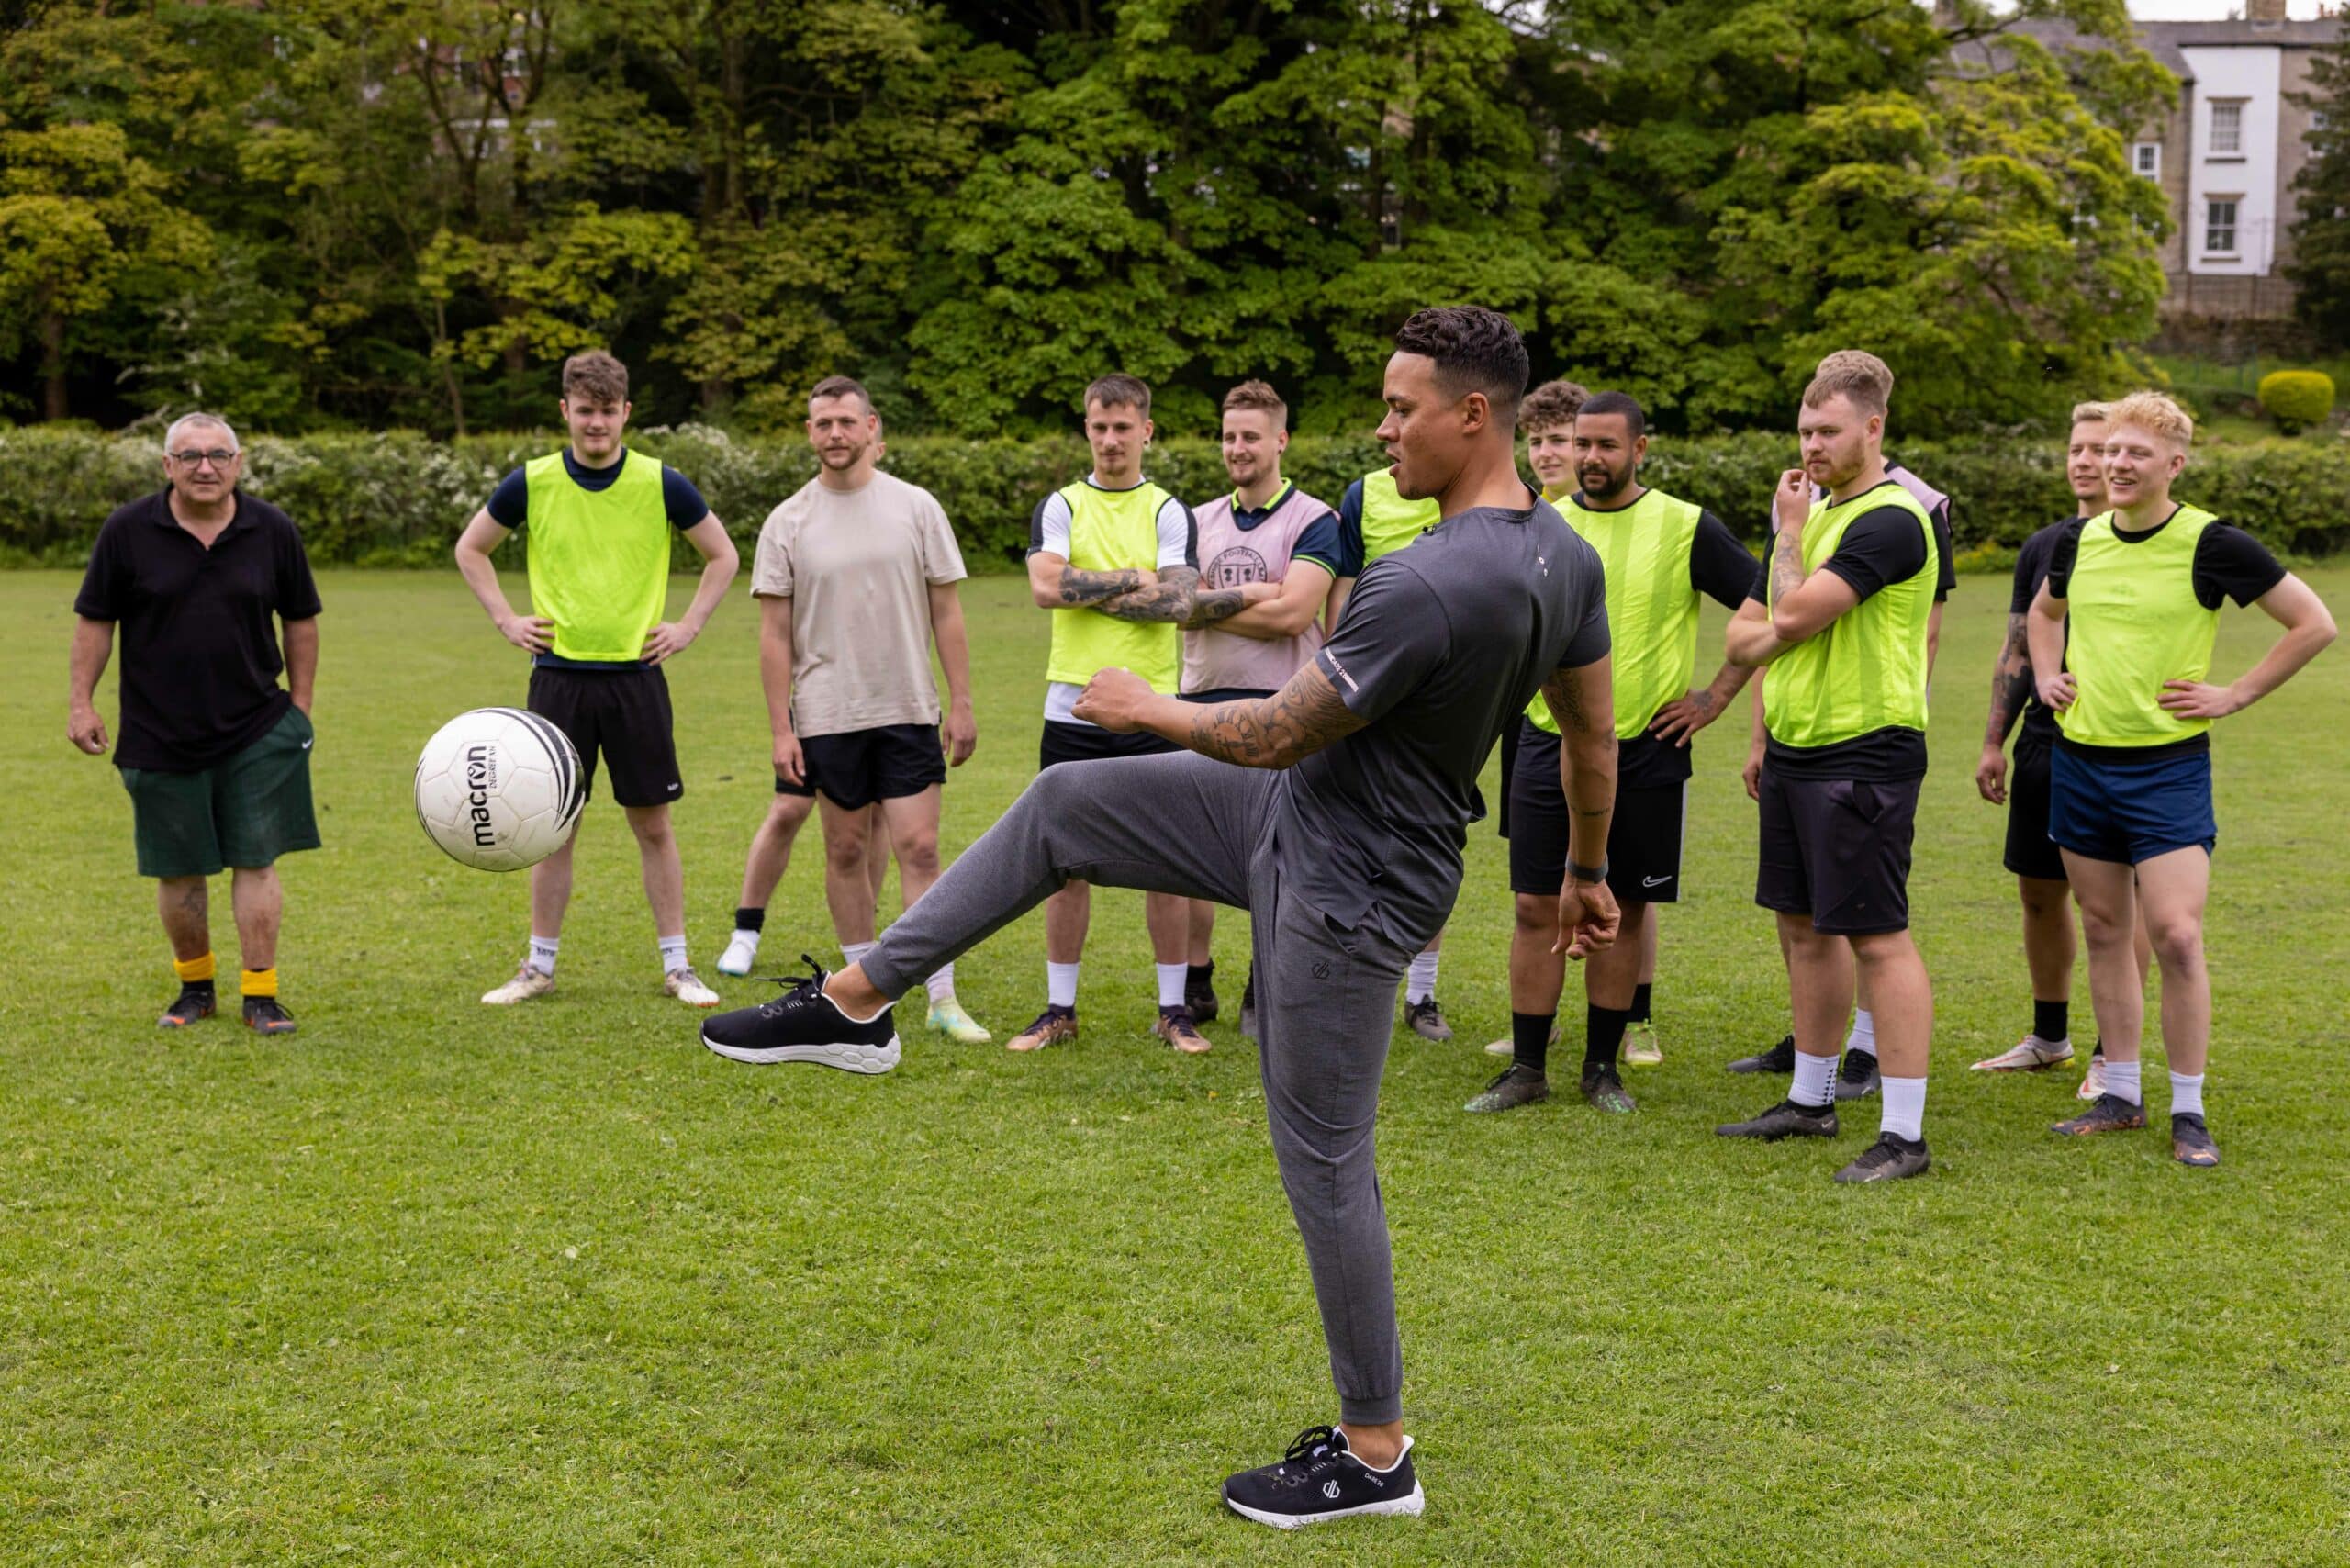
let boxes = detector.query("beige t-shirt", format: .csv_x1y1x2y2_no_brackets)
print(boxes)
750,470,968,738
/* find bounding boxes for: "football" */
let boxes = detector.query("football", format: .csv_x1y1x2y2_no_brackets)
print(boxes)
413,707,586,871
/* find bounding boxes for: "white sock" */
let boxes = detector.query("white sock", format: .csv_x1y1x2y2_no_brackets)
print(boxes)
1843,1008,1877,1059
657,934,688,974
1405,950,1439,1004
1046,960,1080,1010
1880,1075,1927,1142
527,935,559,976
843,941,877,968
2169,1070,2205,1118
926,964,956,1006
1156,963,1187,1009
1792,1049,1837,1108
2105,1058,2143,1105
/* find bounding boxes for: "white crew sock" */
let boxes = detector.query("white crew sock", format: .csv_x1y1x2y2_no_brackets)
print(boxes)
1156,963,1187,1009
842,941,877,969
2105,1058,2143,1105
1046,961,1080,1010
1405,950,1439,1004
1844,1008,1878,1059
657,934,688,975
527,935,559,977
1792,1049,1837,1109
2169,1070,2205,1118
1880,1076,1927,1142
926,963,957,1006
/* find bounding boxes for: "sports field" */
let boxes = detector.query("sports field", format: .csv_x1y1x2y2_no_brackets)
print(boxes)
6,566,2347,1563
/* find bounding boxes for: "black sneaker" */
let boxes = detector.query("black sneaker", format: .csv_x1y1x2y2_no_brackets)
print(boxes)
1403,996,1452,1041
1834,1051,1880,1102
241,995,297,1036
1222,1425,1424,1530
159,981,216,1029
699,956,900,1074
2171,1112,2221,1168
1729,1034,1796,1074
1239,973,1259,1043
1186,968,1220,1025
1582,1062,1637,1114
2053,1093,2147,1137
1463,1064,1549,1114
1716,1098,1839,1139
1833,1132,1931,1182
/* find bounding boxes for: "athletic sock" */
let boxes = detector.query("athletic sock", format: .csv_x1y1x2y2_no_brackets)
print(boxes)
1583,1003,1631,1073
1155,963,1187,1009
657,935,688,975
240,967,278,1000
1843,1008,1878,1059
842,941,877,969
2168,1070,2205,1118
1511,1011,1556,1076
1879,1076,1927,1142
1405,950,1439,1004
174,951,216,985
2105,1058,2143,1105
2033,999,2068,1045
1186,960,1214,991
1629,981,1653,1025
1791,1050,1837,1109
527,935,559,977
925,964,956,1006
733,906,766,934
1046,961,1080,1011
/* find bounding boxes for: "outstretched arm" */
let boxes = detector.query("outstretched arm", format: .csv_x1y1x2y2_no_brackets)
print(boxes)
1070,657,1366,769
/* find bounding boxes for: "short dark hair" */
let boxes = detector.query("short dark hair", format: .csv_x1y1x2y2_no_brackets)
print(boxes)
1575,390,1647,441
1393,306,1530,422
810,375,873,413
1083,374,1152,419
561,351,629,407
1521,379,1588,434
1222,379,1287,426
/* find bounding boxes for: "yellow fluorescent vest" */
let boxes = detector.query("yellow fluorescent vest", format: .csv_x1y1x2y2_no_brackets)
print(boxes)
1045,478,1182,694
1763,483,1938,749
1358,467,1443,566
2057,506,2221,748
1527,488,1704,738
523,449,672,662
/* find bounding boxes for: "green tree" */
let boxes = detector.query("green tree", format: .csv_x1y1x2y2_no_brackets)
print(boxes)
2288,18,2350,350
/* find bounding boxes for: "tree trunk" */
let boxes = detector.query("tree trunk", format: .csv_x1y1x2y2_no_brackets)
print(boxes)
41,311,67,422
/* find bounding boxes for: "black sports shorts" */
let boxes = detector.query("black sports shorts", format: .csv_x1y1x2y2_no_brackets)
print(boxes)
1753,765,1920,935
777,722,947,811
1507,722,1686,903
527,664,680,810
2003,726,2066,882
1038,718,1179,772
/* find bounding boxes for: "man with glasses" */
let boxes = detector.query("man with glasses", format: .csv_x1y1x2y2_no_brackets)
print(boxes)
69,413,322,1036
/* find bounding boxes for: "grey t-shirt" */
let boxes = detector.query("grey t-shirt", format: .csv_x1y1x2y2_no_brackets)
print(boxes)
1271,496,1610,944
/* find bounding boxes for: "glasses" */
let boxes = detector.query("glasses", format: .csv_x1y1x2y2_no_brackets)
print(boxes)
170,449,239,467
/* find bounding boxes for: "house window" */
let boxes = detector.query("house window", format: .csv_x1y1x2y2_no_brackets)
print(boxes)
2205,197,2239,253
2132,141,2161,177
2210,101,2244,156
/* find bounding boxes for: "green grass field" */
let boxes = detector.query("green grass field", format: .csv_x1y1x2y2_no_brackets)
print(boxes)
6,566,2347,1564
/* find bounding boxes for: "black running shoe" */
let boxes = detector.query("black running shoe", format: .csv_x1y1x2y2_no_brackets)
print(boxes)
1834,1050,1880,1102
1833,1132,1931,1182
241,995,296,1036
1222,1425,1424,1530
2053,1093,2147,1137
699,956,900,1074
1238,973,1259,1043
1716,1098,1839,1139
2171,1112,2221,1168
1729,1034,1796,1074
1463,1064,1549,1114
1186,969,1220,1025
1403,996,1452,1041
159,981,216,1029
1582,1062,1636,1114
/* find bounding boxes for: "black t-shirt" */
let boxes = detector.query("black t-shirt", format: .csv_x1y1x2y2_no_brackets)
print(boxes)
2043,510,2286,609
1595,501,1756,790
2009,518,2074,745
74,491,323,771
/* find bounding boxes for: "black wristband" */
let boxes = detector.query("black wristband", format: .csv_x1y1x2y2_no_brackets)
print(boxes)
1568,858,1607,885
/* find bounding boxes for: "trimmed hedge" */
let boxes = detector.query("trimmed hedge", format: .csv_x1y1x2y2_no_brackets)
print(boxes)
6,425,2345,571
2255,371,2335,436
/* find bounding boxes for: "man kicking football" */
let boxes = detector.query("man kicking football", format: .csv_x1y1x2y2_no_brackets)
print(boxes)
698,306,1619,1527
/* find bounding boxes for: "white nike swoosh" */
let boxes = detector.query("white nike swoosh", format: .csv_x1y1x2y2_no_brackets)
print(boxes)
1641,874,1669,887
300,739,314,750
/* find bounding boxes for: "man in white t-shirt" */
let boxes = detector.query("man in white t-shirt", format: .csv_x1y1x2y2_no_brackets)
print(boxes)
718,375,990,1044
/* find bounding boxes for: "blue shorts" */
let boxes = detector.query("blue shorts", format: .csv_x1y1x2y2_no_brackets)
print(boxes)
2048,746,2216,866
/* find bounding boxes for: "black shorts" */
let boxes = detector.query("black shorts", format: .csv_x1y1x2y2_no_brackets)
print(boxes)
527,664,680,810
1497,718,1521,839
1754,767,1919,935
1039,718,1179,772
2003,727,2066,882
776,722,947,811
1507,723,1686,902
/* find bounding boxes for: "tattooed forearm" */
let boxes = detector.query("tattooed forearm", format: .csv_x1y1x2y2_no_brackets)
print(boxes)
1984,612,2034,745
1097,565,1206,623
1057,566,1146,606
1177,587,1251,628
1767,526,1806,607
1181,659,1366,768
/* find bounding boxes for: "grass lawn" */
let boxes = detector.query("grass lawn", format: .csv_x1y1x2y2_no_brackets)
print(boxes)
6,565,2348,1564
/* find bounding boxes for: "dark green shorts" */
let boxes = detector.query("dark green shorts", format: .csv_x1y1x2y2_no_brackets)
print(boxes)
120,705,321,878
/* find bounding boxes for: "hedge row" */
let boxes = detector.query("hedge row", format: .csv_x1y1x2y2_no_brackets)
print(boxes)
6,425,2345,571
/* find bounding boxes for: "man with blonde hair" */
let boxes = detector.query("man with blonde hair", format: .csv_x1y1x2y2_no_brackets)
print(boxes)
2030,391,2334,1166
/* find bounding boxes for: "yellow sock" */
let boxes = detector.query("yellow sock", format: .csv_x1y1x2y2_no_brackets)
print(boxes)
175,952,216,984
241,967,278,999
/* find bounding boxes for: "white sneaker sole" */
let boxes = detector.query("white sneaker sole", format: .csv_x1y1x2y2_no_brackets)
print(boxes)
1971,1045,2075,1072
716,958,755,978
699,1030,901,1074
1225,1483,1426,1529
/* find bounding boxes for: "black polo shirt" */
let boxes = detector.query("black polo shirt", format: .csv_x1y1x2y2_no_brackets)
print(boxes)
74,490,323,771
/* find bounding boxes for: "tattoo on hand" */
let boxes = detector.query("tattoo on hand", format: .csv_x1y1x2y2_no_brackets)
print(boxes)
1058,566,1144,606
1098,565,1204,623
1184,660,1365,767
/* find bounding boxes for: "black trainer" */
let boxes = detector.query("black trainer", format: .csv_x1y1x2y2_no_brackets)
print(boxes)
2171,1112,2221,1168
1833,1132,1931,1182
700,956,901,1074
1581,1062,1636,1114
1463,1064,1549,1114
1716,1098,1838,1139
1222,1425,1424,1529
2053,1093,2147,1137
1186,966,1219,1025
1729,1034,1796,1074
1834,1050,1880,1102
159,981,216,1029
241,995,297,1036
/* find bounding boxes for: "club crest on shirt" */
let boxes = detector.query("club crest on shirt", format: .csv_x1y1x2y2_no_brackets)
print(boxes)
1206,546,1270,588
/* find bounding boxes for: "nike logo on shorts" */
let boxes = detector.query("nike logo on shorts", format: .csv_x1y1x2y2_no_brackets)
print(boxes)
1642,874,1671,887
300,739,314,750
